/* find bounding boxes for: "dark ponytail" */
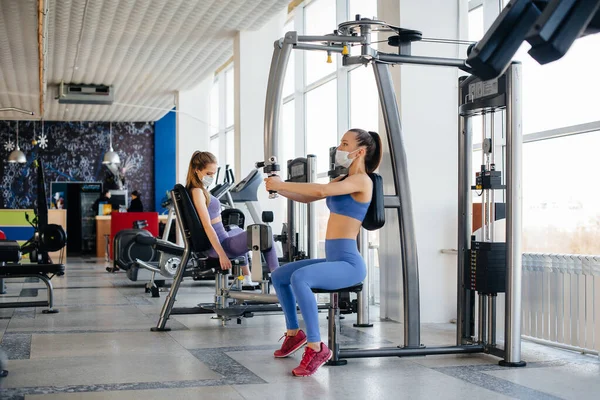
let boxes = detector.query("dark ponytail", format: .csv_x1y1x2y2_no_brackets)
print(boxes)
349,128,383,173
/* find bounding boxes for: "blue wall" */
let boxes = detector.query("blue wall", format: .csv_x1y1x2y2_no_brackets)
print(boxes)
154,109,176,213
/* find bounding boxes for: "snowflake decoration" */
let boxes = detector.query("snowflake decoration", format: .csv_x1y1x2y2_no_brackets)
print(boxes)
79,156,90,169
38,133,49,149
4,140,15,152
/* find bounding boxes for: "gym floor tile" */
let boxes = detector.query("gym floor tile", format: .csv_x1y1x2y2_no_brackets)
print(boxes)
2,353,220,388
168,326,286,349
30,331,187,359
484,362,600,400
231,361,513,400
24,386,245,400
406,352,503,368
6,305,153,333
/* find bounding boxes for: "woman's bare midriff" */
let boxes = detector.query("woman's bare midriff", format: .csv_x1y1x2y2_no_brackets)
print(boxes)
211,216,221,225
325,213,362,240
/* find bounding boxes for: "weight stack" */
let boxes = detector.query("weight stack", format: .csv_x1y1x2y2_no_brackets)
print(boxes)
469,241,507,294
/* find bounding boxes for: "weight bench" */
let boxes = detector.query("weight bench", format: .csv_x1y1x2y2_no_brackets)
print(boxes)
312,283,363,366
0,240,65,313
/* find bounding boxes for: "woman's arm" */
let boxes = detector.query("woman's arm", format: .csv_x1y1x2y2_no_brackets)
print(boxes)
268,176,345,203
277,190,322,204
190,189,227,257
266,174,368,199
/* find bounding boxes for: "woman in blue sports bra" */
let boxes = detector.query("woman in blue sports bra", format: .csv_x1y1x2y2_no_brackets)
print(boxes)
265,128,382,377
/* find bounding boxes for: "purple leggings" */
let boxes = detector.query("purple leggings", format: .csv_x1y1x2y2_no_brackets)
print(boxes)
207,225,279,272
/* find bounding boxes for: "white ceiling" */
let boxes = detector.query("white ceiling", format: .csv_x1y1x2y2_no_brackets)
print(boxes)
0,0,288,121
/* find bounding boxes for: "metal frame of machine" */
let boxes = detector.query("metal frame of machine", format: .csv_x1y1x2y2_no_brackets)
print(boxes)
260,16,525,366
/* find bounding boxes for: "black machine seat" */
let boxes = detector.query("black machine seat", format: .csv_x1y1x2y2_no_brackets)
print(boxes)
0,264,65,276
172,184,212,253
312,283,363,294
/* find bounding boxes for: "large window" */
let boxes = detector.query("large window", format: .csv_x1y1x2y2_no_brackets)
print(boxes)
515,34,600,135
209,65,235,175
470,1,600,257
349,0,377,20
468,5,484,41
304,0,336,85
282,20,295,98
523,132,600,254
349,65,378,131
306,79,338,173
281,100,296,165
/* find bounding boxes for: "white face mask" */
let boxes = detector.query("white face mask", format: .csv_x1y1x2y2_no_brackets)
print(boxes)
202,175,214,188
335,148,360,168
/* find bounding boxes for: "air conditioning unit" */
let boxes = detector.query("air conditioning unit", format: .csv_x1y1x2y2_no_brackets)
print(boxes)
57,82,114,105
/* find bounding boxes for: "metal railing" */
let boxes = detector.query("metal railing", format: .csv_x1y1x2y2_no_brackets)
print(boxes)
522,253,600,355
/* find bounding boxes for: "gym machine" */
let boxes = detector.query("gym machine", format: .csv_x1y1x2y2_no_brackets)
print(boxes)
115,167,245,296
0,158,66,313
221,168,264,224
261,15,525,366
150,184,286,328
468,0,600,80
273,155,317,263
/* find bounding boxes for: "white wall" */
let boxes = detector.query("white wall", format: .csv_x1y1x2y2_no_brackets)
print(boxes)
175,76,213,185
234,8,287,233
378,0,466,323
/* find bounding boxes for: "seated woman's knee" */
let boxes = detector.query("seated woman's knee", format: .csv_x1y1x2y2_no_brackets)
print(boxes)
290,269,310,288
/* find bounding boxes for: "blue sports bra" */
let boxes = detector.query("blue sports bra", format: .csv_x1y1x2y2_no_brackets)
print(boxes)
326,193,370,222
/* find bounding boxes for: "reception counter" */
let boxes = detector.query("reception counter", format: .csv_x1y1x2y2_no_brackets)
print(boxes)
0,209,68,262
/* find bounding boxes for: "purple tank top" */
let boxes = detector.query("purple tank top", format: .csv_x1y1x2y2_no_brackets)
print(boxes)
208,195,228,242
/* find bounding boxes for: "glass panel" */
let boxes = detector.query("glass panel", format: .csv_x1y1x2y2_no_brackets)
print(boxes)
306,79,338,173
350,65,379,132
210,81,219,135
471,114,483,145
210,135,219,159
283,21,295,98
281,100,296,166
515,34,600,134
226,68,234,128
304,0,336,85
523,132,600,254
225,129,235,172
468,6,484,42
349,0,377,20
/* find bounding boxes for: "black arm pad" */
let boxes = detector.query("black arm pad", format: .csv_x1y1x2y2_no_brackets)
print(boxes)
135,235,157,246
153,238,184,256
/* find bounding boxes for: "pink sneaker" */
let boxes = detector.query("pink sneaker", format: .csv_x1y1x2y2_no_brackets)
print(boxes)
292,342,332,377
274,330,307,358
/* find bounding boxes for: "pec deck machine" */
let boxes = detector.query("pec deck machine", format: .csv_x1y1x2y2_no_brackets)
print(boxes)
259,9,528,366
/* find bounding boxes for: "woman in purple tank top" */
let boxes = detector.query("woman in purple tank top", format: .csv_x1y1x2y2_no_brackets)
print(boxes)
186,151,279,285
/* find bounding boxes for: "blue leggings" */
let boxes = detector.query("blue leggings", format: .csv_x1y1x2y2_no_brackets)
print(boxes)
270,239,366,343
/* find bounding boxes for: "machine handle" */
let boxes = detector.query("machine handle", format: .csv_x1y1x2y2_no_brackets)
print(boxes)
256,157,281,198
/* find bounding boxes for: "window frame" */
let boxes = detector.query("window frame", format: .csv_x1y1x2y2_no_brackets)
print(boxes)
210,64,235,174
